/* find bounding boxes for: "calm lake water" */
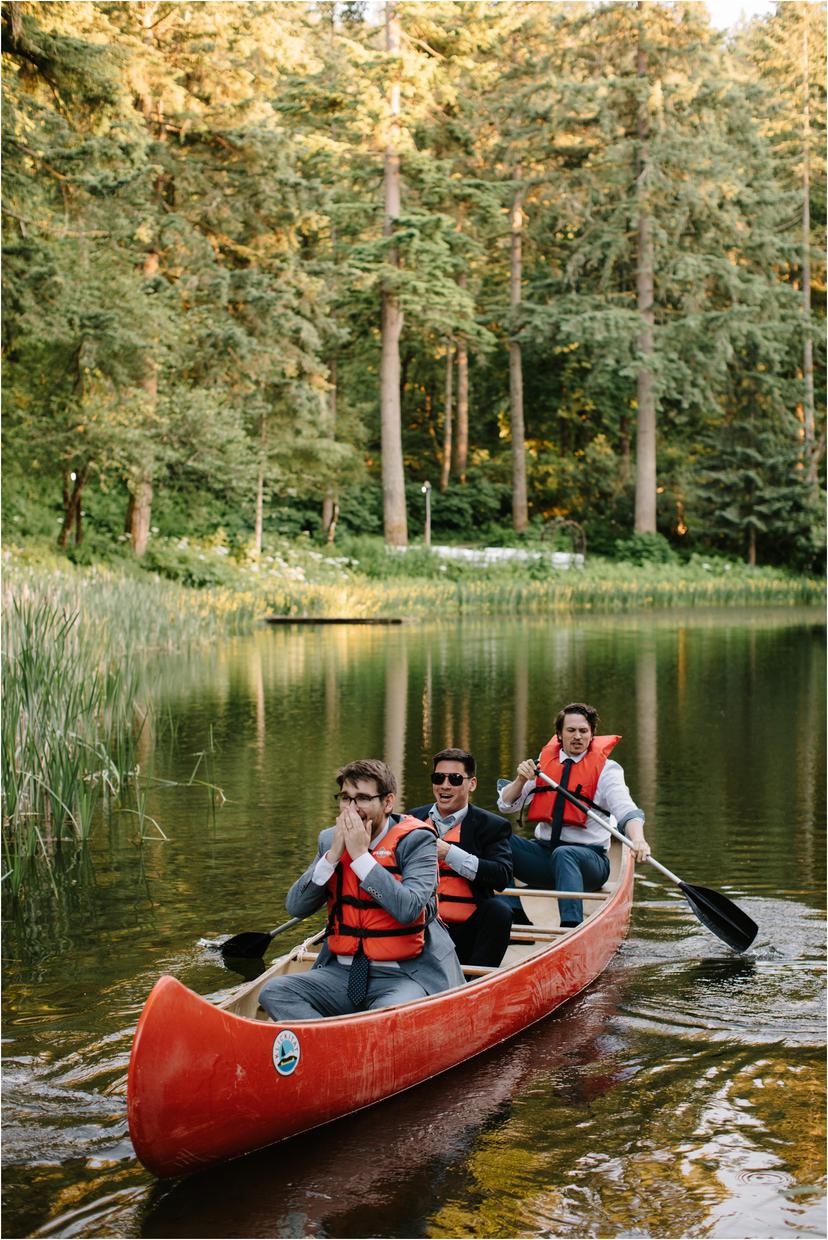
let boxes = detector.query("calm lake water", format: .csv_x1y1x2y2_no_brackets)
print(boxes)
2,607,826,1239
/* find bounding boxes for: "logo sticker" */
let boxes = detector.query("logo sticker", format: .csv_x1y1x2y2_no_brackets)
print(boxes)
272,1030,301,1076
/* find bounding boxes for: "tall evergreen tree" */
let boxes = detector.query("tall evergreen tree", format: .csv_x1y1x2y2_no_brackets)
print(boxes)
741,1,827,485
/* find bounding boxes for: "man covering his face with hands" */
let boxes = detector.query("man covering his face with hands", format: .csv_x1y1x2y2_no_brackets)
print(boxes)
258,759,464,1021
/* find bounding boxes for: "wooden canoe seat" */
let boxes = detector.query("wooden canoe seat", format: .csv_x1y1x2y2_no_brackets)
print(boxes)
295,947,495,980
499,886,610,901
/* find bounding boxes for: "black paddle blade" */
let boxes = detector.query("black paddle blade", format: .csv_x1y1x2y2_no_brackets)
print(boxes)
218,931,272,959
678,882,758,953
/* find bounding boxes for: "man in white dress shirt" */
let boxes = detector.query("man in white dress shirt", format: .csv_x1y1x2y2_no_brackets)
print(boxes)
498,703,650,926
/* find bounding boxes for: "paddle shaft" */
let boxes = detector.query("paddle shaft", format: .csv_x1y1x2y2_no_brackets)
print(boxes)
534,770,682,885
266,916,303,941
534,767,758,953
218,916,305,959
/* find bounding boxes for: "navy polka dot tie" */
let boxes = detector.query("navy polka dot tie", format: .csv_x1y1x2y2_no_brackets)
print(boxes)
347,943,370,1008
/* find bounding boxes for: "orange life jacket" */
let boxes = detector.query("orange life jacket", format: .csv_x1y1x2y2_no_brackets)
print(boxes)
325,817,438,961
527,735,620,827
437,822,477,924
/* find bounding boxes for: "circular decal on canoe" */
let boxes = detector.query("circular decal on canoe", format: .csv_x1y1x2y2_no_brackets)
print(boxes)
272,1029,300,1076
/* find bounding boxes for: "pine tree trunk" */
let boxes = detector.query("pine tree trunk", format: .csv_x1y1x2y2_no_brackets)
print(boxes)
253,413,266,556
454,274,469,484
322,356,338,539
73,476,85,545
129,251,157,557
254,470,264,556
806,427,825,488
58,467,88,548
127,2,161,558
747,523,757,567
440,338,453,493
130,476,153,557
634,6,657,535
380,3,407,546
58,473,74,549
801,16,815,452
509,173,528,532
129,256,156,557
455,335,469,483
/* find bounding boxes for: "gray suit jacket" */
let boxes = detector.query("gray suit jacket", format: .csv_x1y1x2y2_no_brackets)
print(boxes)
286,817,465,995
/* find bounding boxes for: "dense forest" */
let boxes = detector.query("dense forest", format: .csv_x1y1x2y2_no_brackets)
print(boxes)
2,0,825,568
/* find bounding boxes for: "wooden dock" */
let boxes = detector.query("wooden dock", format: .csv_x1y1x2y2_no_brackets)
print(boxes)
264,616,404,626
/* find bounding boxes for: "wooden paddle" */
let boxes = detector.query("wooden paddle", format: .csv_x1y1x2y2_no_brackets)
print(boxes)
218,917,304,960
533,770,758,953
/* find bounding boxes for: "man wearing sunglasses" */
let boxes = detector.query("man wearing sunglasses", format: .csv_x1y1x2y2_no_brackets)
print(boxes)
408,749,513,968
258,758,464,1021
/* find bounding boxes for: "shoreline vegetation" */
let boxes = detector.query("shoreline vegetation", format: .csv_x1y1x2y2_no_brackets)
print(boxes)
2,535,823,895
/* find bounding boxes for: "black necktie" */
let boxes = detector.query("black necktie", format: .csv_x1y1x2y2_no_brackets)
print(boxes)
549,759,573,848
347,942,370,1008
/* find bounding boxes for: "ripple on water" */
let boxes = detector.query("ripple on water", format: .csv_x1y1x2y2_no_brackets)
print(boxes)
1,1047,130,1169
619,895,825,1046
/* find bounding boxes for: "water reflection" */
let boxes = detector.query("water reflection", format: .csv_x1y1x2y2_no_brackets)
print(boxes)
2,607,824,1240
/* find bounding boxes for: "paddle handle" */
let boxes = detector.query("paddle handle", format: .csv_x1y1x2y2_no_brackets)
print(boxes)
534,771,682,887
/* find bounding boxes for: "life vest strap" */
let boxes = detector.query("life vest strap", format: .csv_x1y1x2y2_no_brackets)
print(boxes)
570,783,610,816
332,920,426,938
341,894,381,909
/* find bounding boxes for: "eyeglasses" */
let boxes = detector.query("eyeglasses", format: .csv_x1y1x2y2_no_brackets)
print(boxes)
431,772,468,786
335,793,383,808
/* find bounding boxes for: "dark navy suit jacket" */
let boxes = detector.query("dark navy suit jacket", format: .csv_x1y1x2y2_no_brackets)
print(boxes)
406,801,513,902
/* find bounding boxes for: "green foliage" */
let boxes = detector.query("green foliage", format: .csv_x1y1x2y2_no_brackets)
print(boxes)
140,538,243,590
1,0,824,566
693,413,825,570
613,532,679,566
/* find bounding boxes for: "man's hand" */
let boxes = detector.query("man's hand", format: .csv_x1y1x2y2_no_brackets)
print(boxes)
343,808,372,861
325,817,346,865
626,822,651,864
515,758,537,786
500,758,538,806
436,837,451,860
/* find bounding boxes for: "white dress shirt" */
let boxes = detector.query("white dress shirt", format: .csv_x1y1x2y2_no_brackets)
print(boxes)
497,751,644,847
425,802,479,879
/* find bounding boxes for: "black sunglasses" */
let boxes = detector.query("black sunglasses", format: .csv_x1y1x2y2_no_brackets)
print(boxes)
431,772,467,786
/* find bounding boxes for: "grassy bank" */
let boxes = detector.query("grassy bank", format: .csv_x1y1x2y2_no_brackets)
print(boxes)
7,533,824,618
265,557,824,616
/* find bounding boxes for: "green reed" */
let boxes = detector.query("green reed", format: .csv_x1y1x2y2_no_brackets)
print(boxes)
1,560,252,894
2,596,136,884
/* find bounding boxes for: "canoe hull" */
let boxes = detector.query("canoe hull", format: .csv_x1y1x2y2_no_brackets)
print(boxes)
128,859,632,1178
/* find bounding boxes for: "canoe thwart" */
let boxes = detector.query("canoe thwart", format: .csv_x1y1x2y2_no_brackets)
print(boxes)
264,616,404,626
499,887,610,900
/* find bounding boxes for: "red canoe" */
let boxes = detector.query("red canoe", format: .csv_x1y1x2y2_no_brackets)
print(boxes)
127,839,632,1178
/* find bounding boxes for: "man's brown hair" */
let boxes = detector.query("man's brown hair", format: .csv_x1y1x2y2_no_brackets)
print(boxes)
432,748,476,777
336,759,397,799
554,702,599,738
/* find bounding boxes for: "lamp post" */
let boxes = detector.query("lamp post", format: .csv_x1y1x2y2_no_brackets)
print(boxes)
421,480,432,547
